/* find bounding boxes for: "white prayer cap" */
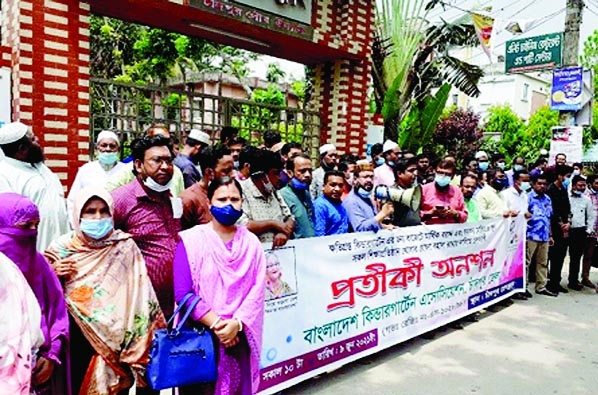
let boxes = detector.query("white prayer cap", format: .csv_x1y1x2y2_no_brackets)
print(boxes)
96,130,119,145
319,143,336,155
271,142,284,153
475,150,488,160
382,139,398,153
188,129,210,145
0,122,29,145
540,148,548,156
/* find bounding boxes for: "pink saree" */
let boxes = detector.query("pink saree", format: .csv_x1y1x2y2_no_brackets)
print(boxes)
178,224,266,394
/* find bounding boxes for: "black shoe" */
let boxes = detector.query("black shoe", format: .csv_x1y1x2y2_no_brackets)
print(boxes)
536,288,558,297
449,321,464,330
568,282,583,291
524,290,533,298
465,312,480,322
512,292,528,300
557,285,569,293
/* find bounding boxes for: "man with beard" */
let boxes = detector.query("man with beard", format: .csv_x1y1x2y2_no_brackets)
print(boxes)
374,139,401,188
173,129,210,188
314,170,349,236
311,143,339,200
0,122,68,250
280,153,316,238
343,160,394,232
111,135,181,320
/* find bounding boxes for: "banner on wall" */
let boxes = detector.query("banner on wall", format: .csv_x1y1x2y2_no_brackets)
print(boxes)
258,217,526,394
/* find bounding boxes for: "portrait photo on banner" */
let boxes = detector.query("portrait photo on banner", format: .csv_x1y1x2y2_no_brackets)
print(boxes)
264,246,298,302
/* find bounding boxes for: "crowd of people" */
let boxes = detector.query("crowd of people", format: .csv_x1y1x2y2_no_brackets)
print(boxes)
1,119,597,394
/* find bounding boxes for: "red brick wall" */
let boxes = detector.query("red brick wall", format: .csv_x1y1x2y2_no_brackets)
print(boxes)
1,0,90,189
309,0,375,155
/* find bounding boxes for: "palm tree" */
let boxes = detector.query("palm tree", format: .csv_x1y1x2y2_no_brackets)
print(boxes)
373,0,484,142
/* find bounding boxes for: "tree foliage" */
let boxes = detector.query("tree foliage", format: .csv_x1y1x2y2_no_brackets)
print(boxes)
482,105,526,162
433,107,482,163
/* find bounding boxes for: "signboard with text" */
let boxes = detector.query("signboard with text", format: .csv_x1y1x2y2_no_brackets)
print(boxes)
505,32,562,74
549,126,583,164
258,217,526,394
551,67,583,111
190,0,314,40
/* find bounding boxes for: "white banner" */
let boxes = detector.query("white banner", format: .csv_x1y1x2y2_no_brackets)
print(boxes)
258,217,526,394
549,126,583,164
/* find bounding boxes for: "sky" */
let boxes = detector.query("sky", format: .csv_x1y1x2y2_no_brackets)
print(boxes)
246,0,598,80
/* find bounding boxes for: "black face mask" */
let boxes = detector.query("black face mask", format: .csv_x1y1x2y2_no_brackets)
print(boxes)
492,178,508,191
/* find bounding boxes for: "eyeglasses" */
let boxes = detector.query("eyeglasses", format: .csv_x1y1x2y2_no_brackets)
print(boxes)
147,156,173,166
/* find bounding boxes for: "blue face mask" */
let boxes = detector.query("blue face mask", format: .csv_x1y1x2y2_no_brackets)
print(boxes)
573,170,580,176
572,190,582,196
478,161,489,171
375,157,385,167
290,177,308,191
514,164,525,172
387,161,395,168
435,174,451,188
496,162,506,170
357,186,372,199
210,204,243,226
520,181,531,192
79,217,113,240
98,151,119,166
563,177,571,189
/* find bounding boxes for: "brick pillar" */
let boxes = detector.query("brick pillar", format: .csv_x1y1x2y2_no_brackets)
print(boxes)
309,0,375,156
1,0,90,190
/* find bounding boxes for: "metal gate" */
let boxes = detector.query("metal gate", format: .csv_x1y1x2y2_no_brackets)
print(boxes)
90,78,321,157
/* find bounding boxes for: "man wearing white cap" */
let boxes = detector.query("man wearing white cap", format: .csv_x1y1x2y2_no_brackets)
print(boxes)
173,129,210,188
310,143,339,200
475,150,490,172
0,122,69,250
67,130,127,226
373,139,401,188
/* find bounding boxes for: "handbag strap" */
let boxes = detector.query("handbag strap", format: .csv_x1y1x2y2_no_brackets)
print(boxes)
167,293,194,329
175,295,201,332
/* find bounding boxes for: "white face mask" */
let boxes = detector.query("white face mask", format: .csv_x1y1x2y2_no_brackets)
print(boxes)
143,175,172,193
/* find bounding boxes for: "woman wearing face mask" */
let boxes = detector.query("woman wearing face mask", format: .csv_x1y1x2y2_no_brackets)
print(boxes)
174,176,266,395
45,187,165,395
67,131,126,228
0,192,69,395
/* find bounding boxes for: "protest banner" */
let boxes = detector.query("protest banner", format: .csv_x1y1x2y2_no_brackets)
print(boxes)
258,216,526,394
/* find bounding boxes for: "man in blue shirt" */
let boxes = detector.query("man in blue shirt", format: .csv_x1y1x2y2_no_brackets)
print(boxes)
173,129,210,188
314,170,348,236
343,160,394,232
279,154,316,238
527,173,556,297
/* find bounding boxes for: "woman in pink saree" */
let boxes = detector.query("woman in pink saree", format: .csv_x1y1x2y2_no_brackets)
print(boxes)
0,251,44,394
0,192,69,394
45,187,165,395
174,176,266,395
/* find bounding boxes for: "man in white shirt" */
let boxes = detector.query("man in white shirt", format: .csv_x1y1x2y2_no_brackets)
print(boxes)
67,130,127,226
501,169,532,219
0,122,69,250
568,175,596,291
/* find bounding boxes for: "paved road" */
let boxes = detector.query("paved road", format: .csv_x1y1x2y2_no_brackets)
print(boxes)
283,267,598,395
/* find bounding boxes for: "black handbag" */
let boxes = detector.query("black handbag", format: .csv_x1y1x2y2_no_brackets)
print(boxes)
146,293,217,390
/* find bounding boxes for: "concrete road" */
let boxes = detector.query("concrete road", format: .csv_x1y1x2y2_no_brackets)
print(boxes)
283,272,598,395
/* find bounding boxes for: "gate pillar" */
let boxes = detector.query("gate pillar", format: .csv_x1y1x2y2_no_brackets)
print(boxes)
1,0,90,188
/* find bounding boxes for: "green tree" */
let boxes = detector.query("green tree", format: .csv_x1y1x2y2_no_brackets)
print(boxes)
433,106,482,163
266,63,286,84
580,29,598,100
481,105,525,163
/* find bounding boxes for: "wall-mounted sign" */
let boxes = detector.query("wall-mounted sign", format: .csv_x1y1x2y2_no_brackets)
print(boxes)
235,0,312,25
190,0,314,41
549,126,583,164
550,66,583,111
505,32,562,74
